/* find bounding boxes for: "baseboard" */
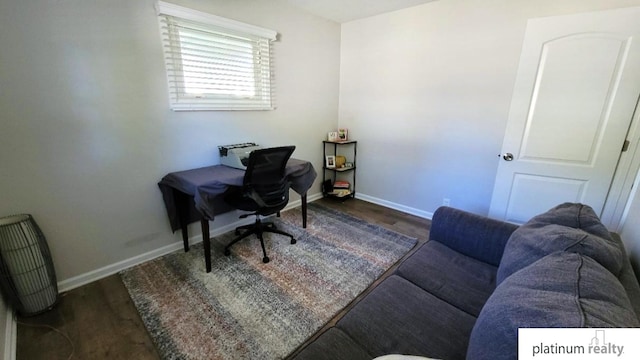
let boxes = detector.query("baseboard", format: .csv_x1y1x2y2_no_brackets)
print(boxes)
58,193,325,293
355,193,434,220
57,222,238,292
57,192,410,293
2,306,15,360
303,192,324,204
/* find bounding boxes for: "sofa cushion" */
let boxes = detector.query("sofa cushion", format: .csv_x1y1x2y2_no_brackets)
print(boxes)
467,251,640,360
429,206,518,266
497,203,623,284
396,241,498,316
292,327,372,360
337,275,476,360
531,202,612,238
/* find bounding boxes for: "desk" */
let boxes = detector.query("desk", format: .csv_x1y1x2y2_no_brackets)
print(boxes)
158,159,317,272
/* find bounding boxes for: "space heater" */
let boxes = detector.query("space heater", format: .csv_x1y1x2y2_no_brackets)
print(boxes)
0,214,58,316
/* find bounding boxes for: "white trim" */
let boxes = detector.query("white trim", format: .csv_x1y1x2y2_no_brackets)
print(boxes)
355,193,434,220
619,165,640,232
58,223,234,292
602,97,640,231
2,307,15,360
57,195,323,292
58,242,183,292
300,192,324,204
8,313,15,360
155,1,277,40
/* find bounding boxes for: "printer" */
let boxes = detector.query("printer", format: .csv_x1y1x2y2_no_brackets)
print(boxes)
218,142,262,170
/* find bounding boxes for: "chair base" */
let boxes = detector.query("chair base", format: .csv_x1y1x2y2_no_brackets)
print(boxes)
224,216,296,263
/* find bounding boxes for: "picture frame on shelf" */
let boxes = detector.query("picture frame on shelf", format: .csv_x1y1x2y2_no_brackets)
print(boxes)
327,131,338,142
338,128,348,141
325,155,336,168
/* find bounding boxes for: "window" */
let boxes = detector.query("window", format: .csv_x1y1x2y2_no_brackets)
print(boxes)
155,1,277,111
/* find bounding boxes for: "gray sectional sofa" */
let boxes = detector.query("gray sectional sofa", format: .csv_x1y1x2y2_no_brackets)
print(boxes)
292,203,640,360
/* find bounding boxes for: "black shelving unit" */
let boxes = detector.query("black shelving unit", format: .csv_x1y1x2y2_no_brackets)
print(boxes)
322,140,357,199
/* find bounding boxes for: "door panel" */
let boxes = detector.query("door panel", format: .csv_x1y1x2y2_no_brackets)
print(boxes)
505,174,587,223
521,35,625,164
489,7,640,224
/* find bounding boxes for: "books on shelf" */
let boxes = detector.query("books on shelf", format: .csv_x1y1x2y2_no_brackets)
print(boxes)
333,180,350,189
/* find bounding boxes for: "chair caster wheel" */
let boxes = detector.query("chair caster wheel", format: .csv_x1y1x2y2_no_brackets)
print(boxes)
263,257,270,263
224,249,231,256
291,238,297,244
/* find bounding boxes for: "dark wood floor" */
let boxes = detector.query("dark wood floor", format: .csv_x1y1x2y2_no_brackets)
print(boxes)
17,198,431,360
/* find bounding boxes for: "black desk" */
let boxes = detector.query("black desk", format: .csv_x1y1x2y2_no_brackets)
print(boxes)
158,159,317,272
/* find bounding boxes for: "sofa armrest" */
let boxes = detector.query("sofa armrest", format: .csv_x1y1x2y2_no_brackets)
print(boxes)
429,206,518,266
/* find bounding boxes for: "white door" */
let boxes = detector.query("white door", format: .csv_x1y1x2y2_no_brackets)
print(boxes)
489,6,640,224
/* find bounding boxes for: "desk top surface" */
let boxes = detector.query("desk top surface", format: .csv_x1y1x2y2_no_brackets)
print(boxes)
158,158,316,225
159,158,313,195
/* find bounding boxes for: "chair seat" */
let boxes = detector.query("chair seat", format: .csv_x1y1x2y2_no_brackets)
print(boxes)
223,186,260,212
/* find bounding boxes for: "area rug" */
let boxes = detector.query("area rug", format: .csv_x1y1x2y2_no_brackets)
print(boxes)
120,202,418,359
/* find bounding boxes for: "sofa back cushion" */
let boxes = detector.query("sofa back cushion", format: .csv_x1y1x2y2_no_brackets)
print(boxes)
430,206,518,267
467,251,640,359
496,203,624,285
531,202,612,238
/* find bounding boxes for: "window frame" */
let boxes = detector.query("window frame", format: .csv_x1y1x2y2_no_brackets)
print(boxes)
155,1,277,111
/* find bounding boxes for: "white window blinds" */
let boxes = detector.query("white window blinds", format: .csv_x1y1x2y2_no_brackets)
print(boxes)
155,1,277,111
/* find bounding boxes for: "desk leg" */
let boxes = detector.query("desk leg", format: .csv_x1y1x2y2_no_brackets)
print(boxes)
302,193,307,228
180,224,189,252
201,219,211,273
174,189,190,252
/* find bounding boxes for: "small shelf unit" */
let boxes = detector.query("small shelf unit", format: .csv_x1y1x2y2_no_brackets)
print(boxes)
322,140,357,199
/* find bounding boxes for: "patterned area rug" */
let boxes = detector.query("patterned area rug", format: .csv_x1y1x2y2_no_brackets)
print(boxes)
121,202,418,359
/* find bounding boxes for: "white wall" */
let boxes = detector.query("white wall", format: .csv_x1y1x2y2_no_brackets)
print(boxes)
0,0,340,284
339,0,640,217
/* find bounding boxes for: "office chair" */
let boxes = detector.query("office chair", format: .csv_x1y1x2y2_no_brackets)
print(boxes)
223,146,297,263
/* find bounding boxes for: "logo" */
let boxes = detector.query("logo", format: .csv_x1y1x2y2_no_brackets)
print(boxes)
519,328,639,359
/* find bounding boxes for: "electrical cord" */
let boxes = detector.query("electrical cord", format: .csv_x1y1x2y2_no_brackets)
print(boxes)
15,306,75,360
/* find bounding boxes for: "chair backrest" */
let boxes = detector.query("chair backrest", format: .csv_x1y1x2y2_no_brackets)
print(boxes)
243,146,296,212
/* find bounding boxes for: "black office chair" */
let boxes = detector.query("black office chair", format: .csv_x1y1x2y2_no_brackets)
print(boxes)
223,146,297,263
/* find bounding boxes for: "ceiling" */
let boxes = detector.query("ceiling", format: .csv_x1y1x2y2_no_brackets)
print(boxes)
284,0,438,23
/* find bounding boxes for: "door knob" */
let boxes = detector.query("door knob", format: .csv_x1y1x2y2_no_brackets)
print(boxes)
502,153,514,161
